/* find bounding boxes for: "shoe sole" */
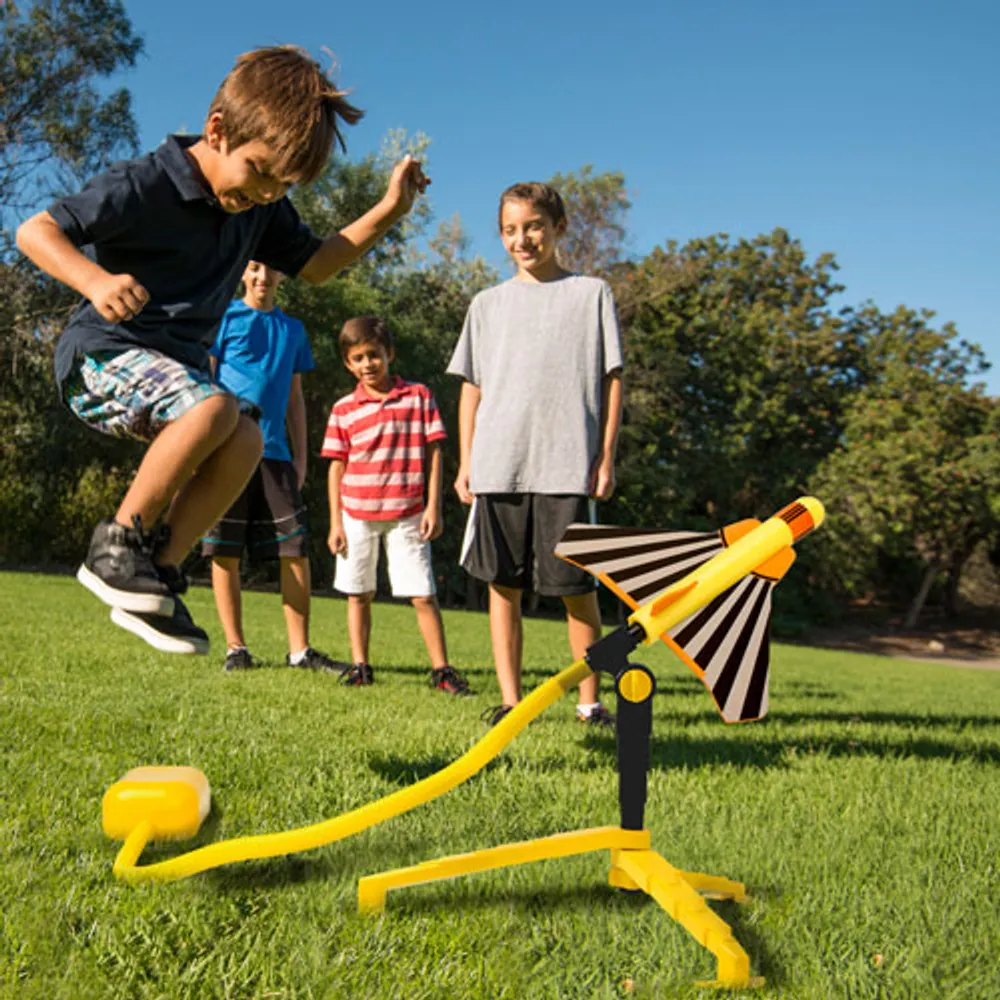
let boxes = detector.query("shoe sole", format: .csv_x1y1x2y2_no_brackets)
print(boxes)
110,608,209,655
78,564,174,615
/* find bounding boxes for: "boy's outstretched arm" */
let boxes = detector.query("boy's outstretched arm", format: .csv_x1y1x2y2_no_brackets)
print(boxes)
286,374,308,489
298,156,430,285
454,381,481,505
16,211,149,323
589,370,623,501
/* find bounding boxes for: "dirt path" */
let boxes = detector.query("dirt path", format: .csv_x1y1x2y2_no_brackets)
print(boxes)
801,623,1000,671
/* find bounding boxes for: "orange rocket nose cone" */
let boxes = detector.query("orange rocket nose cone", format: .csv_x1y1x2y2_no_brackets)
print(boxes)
774,497,825,541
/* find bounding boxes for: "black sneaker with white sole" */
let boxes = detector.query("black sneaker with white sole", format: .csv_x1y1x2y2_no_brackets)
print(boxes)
77,517,174,614
110,593,209,655
224,648,258,671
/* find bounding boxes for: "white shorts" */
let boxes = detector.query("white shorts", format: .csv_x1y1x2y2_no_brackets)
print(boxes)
334,510,436,598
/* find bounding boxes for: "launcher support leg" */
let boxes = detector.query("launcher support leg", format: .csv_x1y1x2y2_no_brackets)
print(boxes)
359,626,763,989
357,826,650,913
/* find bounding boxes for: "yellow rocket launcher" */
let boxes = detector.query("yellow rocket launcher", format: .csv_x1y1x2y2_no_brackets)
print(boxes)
102,497,824,989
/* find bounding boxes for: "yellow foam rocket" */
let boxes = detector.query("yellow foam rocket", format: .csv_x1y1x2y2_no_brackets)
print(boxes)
555,497,825,722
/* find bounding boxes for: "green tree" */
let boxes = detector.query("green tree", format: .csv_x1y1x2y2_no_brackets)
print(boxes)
608,229,862,535
810,316,998,626
0,0,143,565
547,165,630,276
1,0,142,230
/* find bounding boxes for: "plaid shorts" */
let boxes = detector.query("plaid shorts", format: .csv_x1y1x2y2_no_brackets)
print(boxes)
65,348,230,442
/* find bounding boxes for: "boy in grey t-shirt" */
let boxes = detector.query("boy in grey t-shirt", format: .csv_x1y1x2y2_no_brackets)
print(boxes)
447,182,624,727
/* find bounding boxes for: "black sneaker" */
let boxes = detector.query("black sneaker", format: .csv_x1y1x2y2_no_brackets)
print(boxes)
77,517,173,614
576,704,615,727
341,662,374,686
286,647,352,675
110,594,209,655
481,704,514,727
429,665,473,696
223,648,258,671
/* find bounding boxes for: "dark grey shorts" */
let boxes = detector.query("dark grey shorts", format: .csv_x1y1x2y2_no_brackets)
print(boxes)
459,493,596,596
201,459,308,560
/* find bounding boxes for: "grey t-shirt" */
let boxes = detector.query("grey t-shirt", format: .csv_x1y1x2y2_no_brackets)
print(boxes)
447,274,623,495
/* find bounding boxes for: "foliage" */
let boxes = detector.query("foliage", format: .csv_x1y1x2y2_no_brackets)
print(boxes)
0,0,143,230
548,165,631,275
0,0,144,564
810,317,1000,624
608,229,862,537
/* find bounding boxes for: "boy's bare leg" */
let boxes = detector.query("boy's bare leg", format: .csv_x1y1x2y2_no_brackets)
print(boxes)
281,556,310,654
563,591,602,706
411,595,448,669
157,414,263,566
489,584,523,706
211,556,245,649
116,395,246,532
347,592,374,664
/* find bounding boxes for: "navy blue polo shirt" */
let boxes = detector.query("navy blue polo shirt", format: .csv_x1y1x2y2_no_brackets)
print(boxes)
48,134,322,395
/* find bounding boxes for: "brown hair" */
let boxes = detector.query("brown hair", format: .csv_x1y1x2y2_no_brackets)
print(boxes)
206,46,363,185
339,316,394,359
497,182,567,231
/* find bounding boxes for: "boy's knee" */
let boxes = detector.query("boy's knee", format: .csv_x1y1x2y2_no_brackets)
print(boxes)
349,592,375,606
411,595,436,610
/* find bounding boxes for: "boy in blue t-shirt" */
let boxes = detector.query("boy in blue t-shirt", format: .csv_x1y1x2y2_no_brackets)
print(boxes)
201,261,346,674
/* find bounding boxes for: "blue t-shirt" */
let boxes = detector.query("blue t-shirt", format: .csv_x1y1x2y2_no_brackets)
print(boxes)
210,301,316,462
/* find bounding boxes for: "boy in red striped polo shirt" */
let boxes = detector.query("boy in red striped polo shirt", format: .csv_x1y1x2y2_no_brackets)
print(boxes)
321,316,471,694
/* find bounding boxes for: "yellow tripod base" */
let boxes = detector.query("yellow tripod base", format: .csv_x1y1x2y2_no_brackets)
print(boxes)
358,826,763,990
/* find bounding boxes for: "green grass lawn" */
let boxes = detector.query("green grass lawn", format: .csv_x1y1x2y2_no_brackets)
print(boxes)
1,571,998,1000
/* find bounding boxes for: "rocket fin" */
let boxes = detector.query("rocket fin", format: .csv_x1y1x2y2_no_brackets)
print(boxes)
666,575,775,723
555,523,725,610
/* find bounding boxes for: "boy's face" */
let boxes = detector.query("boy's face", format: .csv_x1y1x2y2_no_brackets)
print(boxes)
242,261,283,310
344,341,394,394
500,198,566,280
203,113,296,213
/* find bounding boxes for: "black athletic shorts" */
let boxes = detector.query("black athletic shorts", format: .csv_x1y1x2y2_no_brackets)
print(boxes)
459,493,596,596
201,458,309,560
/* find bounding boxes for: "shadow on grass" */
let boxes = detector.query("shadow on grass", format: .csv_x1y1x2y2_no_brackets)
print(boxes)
580,729,1000,770
206,852,343,891
385,880,784,984
368,751,536,785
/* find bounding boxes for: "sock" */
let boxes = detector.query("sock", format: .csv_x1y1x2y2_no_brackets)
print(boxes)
576,701,601,718
287,648,309,665
227,645,248,654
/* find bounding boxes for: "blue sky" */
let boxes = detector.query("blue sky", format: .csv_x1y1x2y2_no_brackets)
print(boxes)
114,0,998,393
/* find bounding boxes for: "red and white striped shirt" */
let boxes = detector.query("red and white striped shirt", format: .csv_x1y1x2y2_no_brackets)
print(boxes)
321,376,446,521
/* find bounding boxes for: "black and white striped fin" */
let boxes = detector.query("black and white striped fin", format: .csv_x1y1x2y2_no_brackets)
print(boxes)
667,574,774,722
555,524,724,609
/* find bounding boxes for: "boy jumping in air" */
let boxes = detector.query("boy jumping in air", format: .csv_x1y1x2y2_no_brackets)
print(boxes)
16,46,428,655
201,260,345,673
447,182,623,726
323,316,470,694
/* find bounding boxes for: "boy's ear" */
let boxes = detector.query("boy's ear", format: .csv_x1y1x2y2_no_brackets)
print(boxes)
205,112,227,152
